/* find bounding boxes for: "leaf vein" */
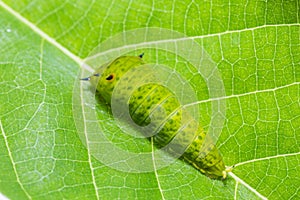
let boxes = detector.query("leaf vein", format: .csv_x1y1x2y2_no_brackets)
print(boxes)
151,137,165,200
228,172,267,200
0,119,32,199
0,1,93,72
234,152,300,167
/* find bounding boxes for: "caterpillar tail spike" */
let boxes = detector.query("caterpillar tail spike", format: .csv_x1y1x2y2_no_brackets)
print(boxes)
81,54,229,180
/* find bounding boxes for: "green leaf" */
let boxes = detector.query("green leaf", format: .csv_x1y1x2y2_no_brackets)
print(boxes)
0,0,299,199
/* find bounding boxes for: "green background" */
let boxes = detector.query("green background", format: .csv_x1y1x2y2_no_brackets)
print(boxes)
0,0,299,199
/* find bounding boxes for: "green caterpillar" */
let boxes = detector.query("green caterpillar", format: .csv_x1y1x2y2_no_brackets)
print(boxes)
82,54,230,179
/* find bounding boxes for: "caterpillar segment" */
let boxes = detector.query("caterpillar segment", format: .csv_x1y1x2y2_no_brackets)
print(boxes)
82,54,228,179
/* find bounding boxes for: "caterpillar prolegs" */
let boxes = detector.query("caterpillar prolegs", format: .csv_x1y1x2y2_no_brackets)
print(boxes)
82,54,230,179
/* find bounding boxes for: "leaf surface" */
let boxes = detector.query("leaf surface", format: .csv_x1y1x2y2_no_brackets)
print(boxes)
0,1,299,199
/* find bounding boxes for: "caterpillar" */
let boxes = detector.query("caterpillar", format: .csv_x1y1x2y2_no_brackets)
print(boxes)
81,54,230,179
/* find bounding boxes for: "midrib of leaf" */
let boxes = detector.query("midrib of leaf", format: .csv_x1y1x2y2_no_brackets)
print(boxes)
1,1,298,200
0,1,93,72
228,172,267,200
228,152,300,200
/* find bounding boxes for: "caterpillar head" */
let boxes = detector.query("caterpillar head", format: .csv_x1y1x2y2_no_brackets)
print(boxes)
82,54,145,103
